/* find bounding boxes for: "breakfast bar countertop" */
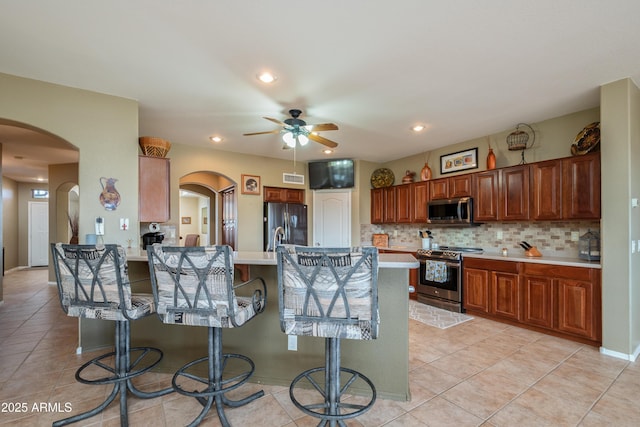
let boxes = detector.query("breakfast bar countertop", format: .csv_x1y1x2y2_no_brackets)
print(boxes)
127,249,418,269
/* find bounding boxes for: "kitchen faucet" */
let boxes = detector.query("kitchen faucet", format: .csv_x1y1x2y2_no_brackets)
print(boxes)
272,226,284,252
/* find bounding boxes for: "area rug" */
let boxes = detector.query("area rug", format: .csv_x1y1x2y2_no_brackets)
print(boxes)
408,300,474,329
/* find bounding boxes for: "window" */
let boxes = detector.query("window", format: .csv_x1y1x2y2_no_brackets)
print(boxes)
31,189,49,199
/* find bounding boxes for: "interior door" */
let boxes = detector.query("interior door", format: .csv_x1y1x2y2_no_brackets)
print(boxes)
312,190,351,247
29,201,49,267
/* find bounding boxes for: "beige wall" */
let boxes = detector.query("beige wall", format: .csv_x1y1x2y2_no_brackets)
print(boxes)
601,78,640,357
382,107,600,186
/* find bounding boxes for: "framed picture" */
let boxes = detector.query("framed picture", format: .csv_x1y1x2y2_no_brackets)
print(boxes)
440,148,478,174
181,216,191,224
241,174,261,195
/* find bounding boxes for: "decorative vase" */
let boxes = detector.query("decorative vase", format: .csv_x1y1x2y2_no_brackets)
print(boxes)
486,148,496,170
420,163,432,181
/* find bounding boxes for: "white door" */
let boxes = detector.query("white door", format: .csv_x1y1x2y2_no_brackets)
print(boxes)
312,190,351,247
29,201,49,267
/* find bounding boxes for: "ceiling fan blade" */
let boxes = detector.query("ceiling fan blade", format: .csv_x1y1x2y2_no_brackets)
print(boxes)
306,123,339,132
308,133,338,148
243,130,281,136
263,117,286,126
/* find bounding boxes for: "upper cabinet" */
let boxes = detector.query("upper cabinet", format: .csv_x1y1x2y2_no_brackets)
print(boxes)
562,152,601,219
264,186,305,204
473,170,499,222
500,165,530,221
429,175,471,200
530,159,562,220
139,156,170,223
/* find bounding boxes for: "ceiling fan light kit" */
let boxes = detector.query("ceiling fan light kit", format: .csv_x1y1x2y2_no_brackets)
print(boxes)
244,108,339,149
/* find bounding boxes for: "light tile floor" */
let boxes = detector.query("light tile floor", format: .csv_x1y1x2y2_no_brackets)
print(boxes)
1,267,639,426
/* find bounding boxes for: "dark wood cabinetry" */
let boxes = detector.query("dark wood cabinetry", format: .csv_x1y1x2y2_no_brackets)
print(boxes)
562,152,601,219
264,186,304,204
464,259,601,345
500,165,529,220
371,188,385,224
411,181,429,223
139,156,170,223
372,182,428,224
429,175,472,200
473,170,499,221
530,159,562,220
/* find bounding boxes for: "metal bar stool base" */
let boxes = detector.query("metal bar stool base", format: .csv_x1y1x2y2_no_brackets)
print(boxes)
53,321,173,427
289,338,376,427
172,327,264,427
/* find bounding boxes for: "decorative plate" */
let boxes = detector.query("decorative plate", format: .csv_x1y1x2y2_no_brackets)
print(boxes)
571,122,600,155
371,168,395,188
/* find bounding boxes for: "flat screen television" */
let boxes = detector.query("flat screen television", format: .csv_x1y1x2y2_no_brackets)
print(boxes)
308,159,355,190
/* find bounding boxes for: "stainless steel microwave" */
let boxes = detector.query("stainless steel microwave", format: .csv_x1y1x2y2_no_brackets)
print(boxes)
427,197,475,225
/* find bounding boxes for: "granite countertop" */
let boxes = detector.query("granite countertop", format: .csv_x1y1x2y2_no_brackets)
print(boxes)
463,251,601,269
363,244,601,269
127,248,418,269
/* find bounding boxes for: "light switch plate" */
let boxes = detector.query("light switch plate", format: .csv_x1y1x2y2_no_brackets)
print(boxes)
571,231,580,242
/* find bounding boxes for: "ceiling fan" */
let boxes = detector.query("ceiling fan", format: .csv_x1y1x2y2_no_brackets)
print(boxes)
243,109,339,149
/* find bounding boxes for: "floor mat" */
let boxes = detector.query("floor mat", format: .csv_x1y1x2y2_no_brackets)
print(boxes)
408,299,474,329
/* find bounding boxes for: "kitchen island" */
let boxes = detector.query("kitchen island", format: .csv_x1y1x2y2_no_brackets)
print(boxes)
78,250,418,401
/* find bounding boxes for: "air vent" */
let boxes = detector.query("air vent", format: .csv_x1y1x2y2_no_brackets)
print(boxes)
283,173,305,185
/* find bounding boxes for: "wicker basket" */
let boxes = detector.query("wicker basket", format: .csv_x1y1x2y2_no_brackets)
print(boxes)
139,137,171,157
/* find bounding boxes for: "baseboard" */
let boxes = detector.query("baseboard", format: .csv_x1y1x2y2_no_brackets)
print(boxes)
600,345,638,361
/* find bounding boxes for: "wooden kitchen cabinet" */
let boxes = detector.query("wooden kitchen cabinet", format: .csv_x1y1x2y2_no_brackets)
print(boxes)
429,175,471,200
522,275,554,330
383,186,396,223
492,270,521,321
371,188,385,224
466,260,602,345
139,156,170,222
530,159,562,220
264,186,305,204
473,170,499,221
562,152,601,219
395,184,412,223
500,165,529,220
463,266,490,313
411,181,429,223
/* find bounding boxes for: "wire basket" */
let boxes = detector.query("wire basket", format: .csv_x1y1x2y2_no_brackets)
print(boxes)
139,137,171,157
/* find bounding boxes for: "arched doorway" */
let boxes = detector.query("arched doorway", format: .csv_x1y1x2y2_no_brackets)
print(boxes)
179,171,237,249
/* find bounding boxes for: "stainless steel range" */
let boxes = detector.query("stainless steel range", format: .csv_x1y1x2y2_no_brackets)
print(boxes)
415,246,483,313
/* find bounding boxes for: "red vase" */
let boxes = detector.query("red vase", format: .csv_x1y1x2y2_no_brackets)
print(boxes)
487,148,496,170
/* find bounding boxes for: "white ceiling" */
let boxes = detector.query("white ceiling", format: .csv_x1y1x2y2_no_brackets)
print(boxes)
1,1,640,182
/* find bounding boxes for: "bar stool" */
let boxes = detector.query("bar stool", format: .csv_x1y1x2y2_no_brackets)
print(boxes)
50,243,173,427
147,245,266,427
276,245,379,426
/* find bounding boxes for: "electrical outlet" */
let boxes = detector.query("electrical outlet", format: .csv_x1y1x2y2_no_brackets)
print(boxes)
287,335,297,351
571,231,580,242
496,231,503,240
393,230,398,238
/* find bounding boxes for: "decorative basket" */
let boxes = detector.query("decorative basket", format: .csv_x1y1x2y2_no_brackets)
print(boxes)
139,137,171,157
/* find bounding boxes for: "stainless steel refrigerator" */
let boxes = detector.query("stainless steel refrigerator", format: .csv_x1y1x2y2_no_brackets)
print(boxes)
264,202,308,251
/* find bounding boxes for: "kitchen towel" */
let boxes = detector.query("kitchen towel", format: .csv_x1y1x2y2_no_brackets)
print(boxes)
424,260,448,283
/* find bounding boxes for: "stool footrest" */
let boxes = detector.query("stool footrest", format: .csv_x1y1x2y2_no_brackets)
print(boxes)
75,346,163,385
290,366,376,422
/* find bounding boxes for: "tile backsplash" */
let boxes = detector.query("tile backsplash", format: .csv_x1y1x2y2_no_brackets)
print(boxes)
361,221,600,257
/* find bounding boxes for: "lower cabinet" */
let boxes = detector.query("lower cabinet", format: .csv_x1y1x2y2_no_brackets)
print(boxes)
463,258,601,345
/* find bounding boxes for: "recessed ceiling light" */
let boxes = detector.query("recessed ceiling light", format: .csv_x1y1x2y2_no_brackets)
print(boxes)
256,72,277,84
322,149,333,154
412,124,426,132
209,136,223,143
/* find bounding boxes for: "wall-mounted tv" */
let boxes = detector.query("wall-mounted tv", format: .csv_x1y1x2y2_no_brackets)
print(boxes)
308,159,355,190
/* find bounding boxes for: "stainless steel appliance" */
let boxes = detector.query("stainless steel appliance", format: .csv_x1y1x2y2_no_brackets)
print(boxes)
415,246,482,312
264,202,308,251
427,197,475,225
142,232,164,250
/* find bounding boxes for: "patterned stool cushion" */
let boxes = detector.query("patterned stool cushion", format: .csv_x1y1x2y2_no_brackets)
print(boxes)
278,246,379,340
148,245,262,328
